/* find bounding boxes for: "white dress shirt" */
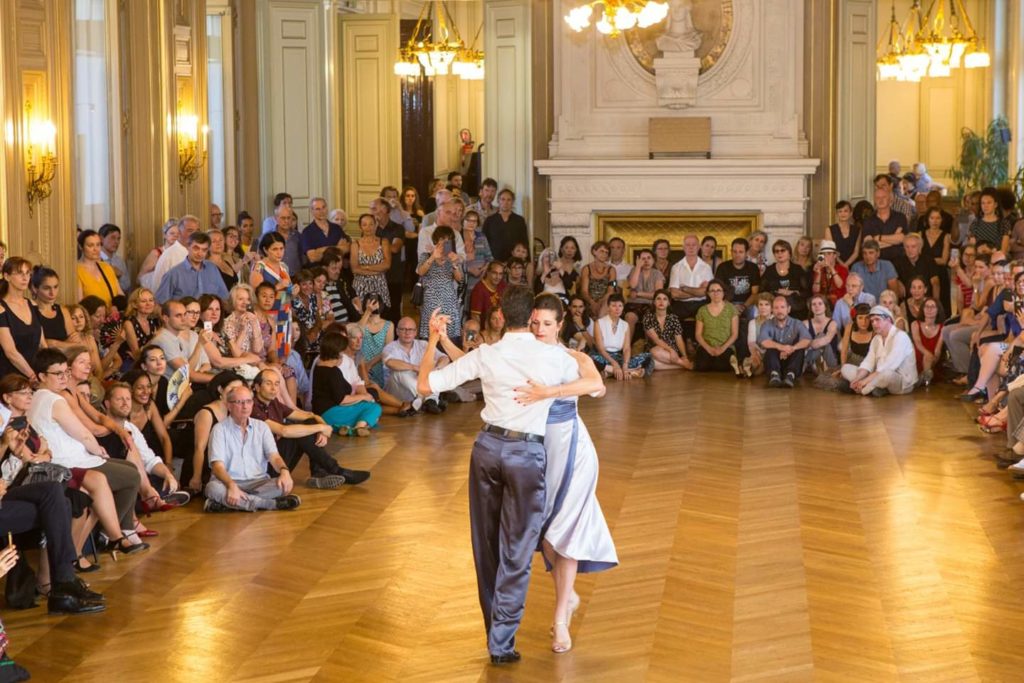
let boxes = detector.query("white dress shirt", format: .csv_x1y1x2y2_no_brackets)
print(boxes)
417,223,467,258
119,419,164,473
150,241,188,292
668,257,714,301
383,339,446,384
859,324,918,391
428,332,580,436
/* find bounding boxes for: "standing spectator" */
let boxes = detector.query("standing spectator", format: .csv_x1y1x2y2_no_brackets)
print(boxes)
76,229,124,308
351,213,392,314
757,295,812,388
462,209,490,297
608,237,633,285
259,192,293,238
792,236,815,271
302,197,349,265
864,180,910,261
250,232,294,362
829,200,861,267
482,189,528,263
840,305,918,396
470,261,507,324
371,197,406,324
208,229,241,292
31,266,76,352
468,177,498,220
98,223,131,292
155,232,230,303
138,218,180,291
416,226,464,339
0,258,46,380
920,206,953,315
151,215,199,292
747,230,770,274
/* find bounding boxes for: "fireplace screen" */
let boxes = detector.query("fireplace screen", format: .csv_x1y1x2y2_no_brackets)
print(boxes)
597,212,761,264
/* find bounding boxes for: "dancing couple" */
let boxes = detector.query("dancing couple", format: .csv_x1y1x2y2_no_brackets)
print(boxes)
417,286,618,663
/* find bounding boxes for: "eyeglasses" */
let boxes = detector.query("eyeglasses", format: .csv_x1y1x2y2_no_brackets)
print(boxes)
44,369,70,377
397,327,417,332
186,309,201,316
11,389,33,396
228,399,253,405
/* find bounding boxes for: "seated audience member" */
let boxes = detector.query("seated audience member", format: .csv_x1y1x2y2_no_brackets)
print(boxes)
643,289,692,371
744,292,774,377
879,289,909,332
625,249,664,329
839,303,875,368
961,269,1024,401
901,276,930,323
187,371,244,493
321,249,361,324
803,295,839,373
715,237,760,319
27,350,147,555
120,287,161,366
850,239,899,302
693,279,740,374
950,245,977,316
757,296,812,388
560,298,592,351
506,257,529,287
203,384,300,512
360,294,393,386
810,240,848,306
832,272,876,334
151,299,215,384
198,293,262,373
747,230,770,274
761,240,811,320
383,318,450,413
668,234,713,339
580,241,616,319
137,344,193,428
103,383,187,505
509,241,535,285
589,293,654,380
481,305,506,345
343,323,415,416
840,305,918,396
66,303,106,381
31,265,76,352
893,232,940,300
609,236,633,284
313,332,383,434
944,253,995,378
792,236,815,271
122,369,173,466
292,269,332,362
911,297,944,385
469,261,507,324
250,369,369,487
77,296,121,379
155,232,230,304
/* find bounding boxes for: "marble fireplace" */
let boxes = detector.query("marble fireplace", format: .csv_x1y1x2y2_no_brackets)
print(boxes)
538,0,820,257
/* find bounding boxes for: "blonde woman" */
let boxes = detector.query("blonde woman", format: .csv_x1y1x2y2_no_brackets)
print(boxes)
879,289,908,332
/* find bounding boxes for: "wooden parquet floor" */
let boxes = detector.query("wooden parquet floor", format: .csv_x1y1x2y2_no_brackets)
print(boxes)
6,373,1024,682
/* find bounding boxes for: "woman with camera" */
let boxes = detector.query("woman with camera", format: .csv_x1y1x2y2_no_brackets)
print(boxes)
416,226,464,339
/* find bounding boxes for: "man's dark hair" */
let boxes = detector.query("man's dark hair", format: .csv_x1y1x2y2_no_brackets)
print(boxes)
447,171,462,182
873,173,893,188
608,237,625,247
272,192,293,207
189,231,211,246
320,332,349,360
608,292,626,306
501,285,535,329
98,223,121,238
32,348,69,376
731,237,749,250
481,177,498,189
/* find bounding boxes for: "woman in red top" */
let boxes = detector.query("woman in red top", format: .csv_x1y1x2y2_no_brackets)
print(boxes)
911,297,944,385
810,240,848,306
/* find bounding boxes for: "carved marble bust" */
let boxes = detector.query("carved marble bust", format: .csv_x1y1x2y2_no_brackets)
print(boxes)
655,0,702,54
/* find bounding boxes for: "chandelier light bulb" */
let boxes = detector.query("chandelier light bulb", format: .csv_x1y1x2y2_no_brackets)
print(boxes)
596,12,614,35
637,1,669,28
613,6,637,30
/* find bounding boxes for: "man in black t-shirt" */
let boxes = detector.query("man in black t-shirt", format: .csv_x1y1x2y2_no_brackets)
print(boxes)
714,237,761,359
371,197,406,325
893,232,939,300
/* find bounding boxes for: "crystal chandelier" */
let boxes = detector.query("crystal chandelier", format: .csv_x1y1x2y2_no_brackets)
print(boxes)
876,0,990,82
564,1,669,37
394,1,482,80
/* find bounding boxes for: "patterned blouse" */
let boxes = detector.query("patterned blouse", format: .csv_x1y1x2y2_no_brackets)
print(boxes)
642,311,684,350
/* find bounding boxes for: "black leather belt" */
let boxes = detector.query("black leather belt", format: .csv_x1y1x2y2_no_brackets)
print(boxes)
482,424,544,443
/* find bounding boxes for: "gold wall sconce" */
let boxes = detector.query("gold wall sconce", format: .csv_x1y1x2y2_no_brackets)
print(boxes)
176,111,207,189
24,101,57,217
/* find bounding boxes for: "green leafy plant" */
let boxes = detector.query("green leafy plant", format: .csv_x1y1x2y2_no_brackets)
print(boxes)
949,117,1011,196
1012,163,1024,216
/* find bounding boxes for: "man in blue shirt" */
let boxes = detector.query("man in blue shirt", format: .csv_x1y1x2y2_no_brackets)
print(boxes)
757,295,812,387
204,384,300,512
850,239,899,301
302,197,349,264
155,232,230,303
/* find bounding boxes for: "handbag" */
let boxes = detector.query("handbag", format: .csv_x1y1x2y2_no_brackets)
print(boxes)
411,281,425,306
24,462,71,485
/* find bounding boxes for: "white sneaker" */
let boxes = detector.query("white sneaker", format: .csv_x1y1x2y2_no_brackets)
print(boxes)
1009,460,1024,473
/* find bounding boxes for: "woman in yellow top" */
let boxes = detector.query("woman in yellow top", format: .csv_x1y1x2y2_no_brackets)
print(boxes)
77,229,123,307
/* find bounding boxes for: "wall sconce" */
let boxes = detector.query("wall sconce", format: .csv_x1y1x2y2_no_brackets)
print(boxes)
24,102,57,217
176,112,208,189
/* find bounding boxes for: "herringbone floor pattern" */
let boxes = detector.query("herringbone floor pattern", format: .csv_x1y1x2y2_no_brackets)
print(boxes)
5,373,1024,682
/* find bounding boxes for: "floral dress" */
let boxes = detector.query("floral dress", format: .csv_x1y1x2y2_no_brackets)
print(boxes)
353,239,391,309
253,260,292,358
417,253,463,339
293,293,324,356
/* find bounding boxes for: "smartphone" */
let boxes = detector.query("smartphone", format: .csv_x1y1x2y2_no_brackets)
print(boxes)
7,416,27,431
950,247,960,263
442,242,453,258
1015,296,1023,316
203,321,213,332
466,330,477,342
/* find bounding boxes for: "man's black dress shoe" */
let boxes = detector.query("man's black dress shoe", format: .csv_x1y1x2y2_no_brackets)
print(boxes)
338,468,371,485
48,586,106,615
490,651,521,664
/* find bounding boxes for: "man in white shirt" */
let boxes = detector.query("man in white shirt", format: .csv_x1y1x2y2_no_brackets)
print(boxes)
840,305,918,396
668,233,714,341
204,385,299,512
150,215,199,291
608,237,632,284
383,317,449,412
416,286,582,664
418,199,466,259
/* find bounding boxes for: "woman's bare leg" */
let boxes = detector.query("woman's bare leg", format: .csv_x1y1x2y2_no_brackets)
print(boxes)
543,539,579,652
80,471,130,540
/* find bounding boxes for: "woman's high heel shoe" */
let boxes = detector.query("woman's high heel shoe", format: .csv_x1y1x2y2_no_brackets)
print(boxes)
102,536,149,561
551,622,572,654
73,556,100,573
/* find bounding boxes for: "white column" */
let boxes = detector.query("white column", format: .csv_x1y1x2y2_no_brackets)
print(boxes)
484,0,532,219
836,0,876,204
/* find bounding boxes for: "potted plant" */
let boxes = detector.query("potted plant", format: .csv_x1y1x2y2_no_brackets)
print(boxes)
949,117,1011,196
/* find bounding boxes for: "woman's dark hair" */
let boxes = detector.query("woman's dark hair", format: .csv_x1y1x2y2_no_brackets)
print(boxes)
0,373,31,402
401,185,422,213
607,292,626,306
533,293,565,323
652,238,670,251
996,187,1018,214
321,249,344,270
591,240,610,254
258,231,286,257
701,235,717,246
835,200,852,212
653,288,672,303
137,344,164,368
199,294,225,332
77,229,100,252
0,258,33,299
79,295,108,316
907,275,930,297
209,370,243,397
293,269,314,285
852,200,875,224
980,187,1002,218
706,278,727,295
319,332,349,360
560,296,591,345
772,239,793,256
558,236,581,260
30,265,59,292
917,296,945,323
32,348,69,376
432,226,455,245
273,193,293,207
121,369,150,393
852,303,873,332
501,285,535,329
924,206,943,223
254,281,276,297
